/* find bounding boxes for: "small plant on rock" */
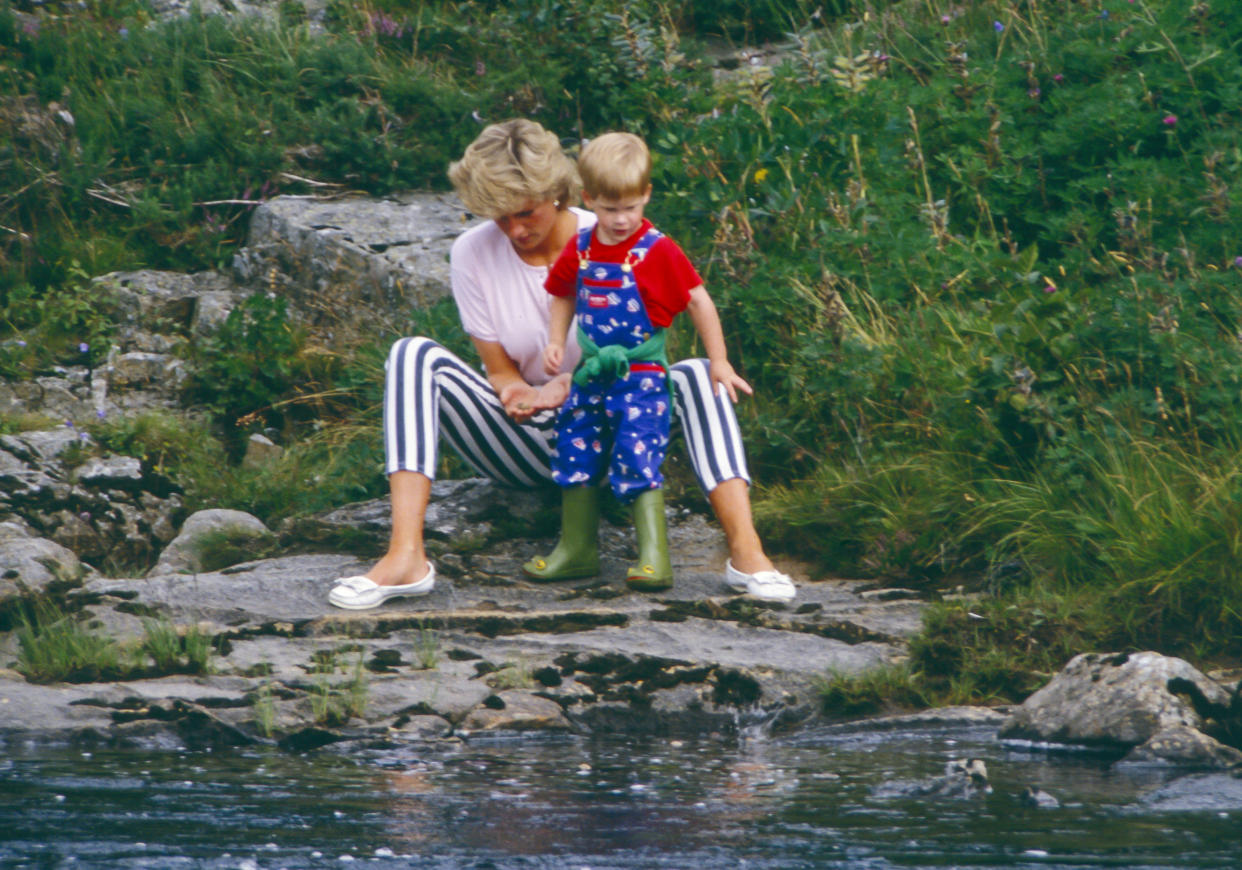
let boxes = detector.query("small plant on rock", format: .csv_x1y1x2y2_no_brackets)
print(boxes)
16,605,125,684
309,649,368,725
252,678,277,738
140,617,214,675
487,659,535,691
412,621,439,670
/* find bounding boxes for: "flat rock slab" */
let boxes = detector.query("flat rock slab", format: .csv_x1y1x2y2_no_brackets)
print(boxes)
9,481,924,748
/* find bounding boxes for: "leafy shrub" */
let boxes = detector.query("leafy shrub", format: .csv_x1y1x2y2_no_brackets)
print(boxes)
184,292,310,445
0,266,114,375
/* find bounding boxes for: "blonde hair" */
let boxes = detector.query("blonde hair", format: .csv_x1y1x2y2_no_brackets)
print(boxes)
447,119,581,218
578,132,651,200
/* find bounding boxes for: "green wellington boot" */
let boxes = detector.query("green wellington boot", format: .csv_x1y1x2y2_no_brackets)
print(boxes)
523,486,601,581
626,488,674,591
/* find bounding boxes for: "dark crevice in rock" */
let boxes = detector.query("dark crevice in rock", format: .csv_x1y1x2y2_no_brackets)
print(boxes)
713,669,762,706
278,727,344,752
303,609,629,640
653,599,900,645
114,600,162,618
533,666,562,687
1169,676,1242,748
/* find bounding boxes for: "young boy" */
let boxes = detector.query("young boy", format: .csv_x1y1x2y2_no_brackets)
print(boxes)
523,132,752,591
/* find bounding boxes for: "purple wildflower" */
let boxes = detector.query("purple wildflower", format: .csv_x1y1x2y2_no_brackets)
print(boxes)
1163,114,1178,126
1053,74,1065,83
1043,284,1057,294
96,408,107,420
940,14,951,24
1098,9,1109,19
79,342,89,353
368,12,407,39
994,21,1004,32
16,339,26,347
1233,256,1242,268
1028,88,1041,98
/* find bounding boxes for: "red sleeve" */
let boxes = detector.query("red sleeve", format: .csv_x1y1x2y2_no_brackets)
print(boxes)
544,236,580,297
634,236,702,327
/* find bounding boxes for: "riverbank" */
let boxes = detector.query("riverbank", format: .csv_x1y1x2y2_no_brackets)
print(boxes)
1,474,929,749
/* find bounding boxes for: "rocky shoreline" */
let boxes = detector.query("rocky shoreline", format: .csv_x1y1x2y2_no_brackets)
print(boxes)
0,473,921,751
3,193,1241,778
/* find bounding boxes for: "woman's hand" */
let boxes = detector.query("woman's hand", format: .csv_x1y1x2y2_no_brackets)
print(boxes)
710,359,753,404
499,373,571,422
534,373,571,410
499,382,542,422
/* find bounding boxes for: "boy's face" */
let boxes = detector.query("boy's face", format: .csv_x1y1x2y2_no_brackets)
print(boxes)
583,187,651,246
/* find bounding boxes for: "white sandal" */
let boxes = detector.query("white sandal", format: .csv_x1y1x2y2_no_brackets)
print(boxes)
327,563,436,610
724,560,796,602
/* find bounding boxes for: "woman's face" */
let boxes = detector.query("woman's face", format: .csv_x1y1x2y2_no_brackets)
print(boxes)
493,199,561,254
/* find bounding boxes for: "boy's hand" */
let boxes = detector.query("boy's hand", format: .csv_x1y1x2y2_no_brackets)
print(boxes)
543,343,565,376
710,359,753,403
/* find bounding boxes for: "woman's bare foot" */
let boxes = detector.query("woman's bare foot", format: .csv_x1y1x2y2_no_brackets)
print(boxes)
365,547,432,587
726,549,775,576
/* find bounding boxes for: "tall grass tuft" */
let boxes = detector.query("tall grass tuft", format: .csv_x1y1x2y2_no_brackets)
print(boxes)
140,617,214,675
16,605,125,684
976,436,1242,651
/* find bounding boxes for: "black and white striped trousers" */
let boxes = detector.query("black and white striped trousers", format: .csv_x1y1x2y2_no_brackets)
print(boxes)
384,337,751,492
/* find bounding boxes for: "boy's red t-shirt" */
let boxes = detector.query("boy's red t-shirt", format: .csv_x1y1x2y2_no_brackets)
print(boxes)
544,219,702,328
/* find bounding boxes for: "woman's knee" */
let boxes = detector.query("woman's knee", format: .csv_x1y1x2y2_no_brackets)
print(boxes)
669,357,709,380
386,336,441,372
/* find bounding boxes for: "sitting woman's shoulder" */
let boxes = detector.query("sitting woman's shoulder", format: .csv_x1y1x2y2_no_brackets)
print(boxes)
451,219,505,262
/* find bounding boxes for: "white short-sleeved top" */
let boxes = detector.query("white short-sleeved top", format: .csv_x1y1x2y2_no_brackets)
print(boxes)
450,208,594,386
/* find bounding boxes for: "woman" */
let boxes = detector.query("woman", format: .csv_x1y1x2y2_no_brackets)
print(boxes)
327,119,795,609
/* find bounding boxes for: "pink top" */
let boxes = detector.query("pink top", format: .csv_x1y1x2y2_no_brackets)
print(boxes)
450,208,594,385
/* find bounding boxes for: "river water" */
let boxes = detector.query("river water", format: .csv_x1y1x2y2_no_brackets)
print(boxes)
3,723,1241,869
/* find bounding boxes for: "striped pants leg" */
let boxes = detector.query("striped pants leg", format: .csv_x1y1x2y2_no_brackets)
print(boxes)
669,358,752,491
383,337,751,492
384,337,556,486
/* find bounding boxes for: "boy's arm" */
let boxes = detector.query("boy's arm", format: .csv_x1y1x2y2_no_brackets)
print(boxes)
685,284,753,403
544,294,576,375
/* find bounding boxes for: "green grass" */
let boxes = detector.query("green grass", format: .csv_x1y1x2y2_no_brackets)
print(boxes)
309,648,369,725
816,662,930,719
15,602,219,683
140,617,214,674
16,608,125,684
412,622,440,670
252,679,278,737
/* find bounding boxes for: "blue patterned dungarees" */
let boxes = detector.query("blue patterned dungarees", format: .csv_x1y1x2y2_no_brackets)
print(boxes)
552,227,672,501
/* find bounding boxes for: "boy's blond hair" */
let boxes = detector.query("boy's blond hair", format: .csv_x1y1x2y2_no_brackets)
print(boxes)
578,132,651,200
448,119,581,219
